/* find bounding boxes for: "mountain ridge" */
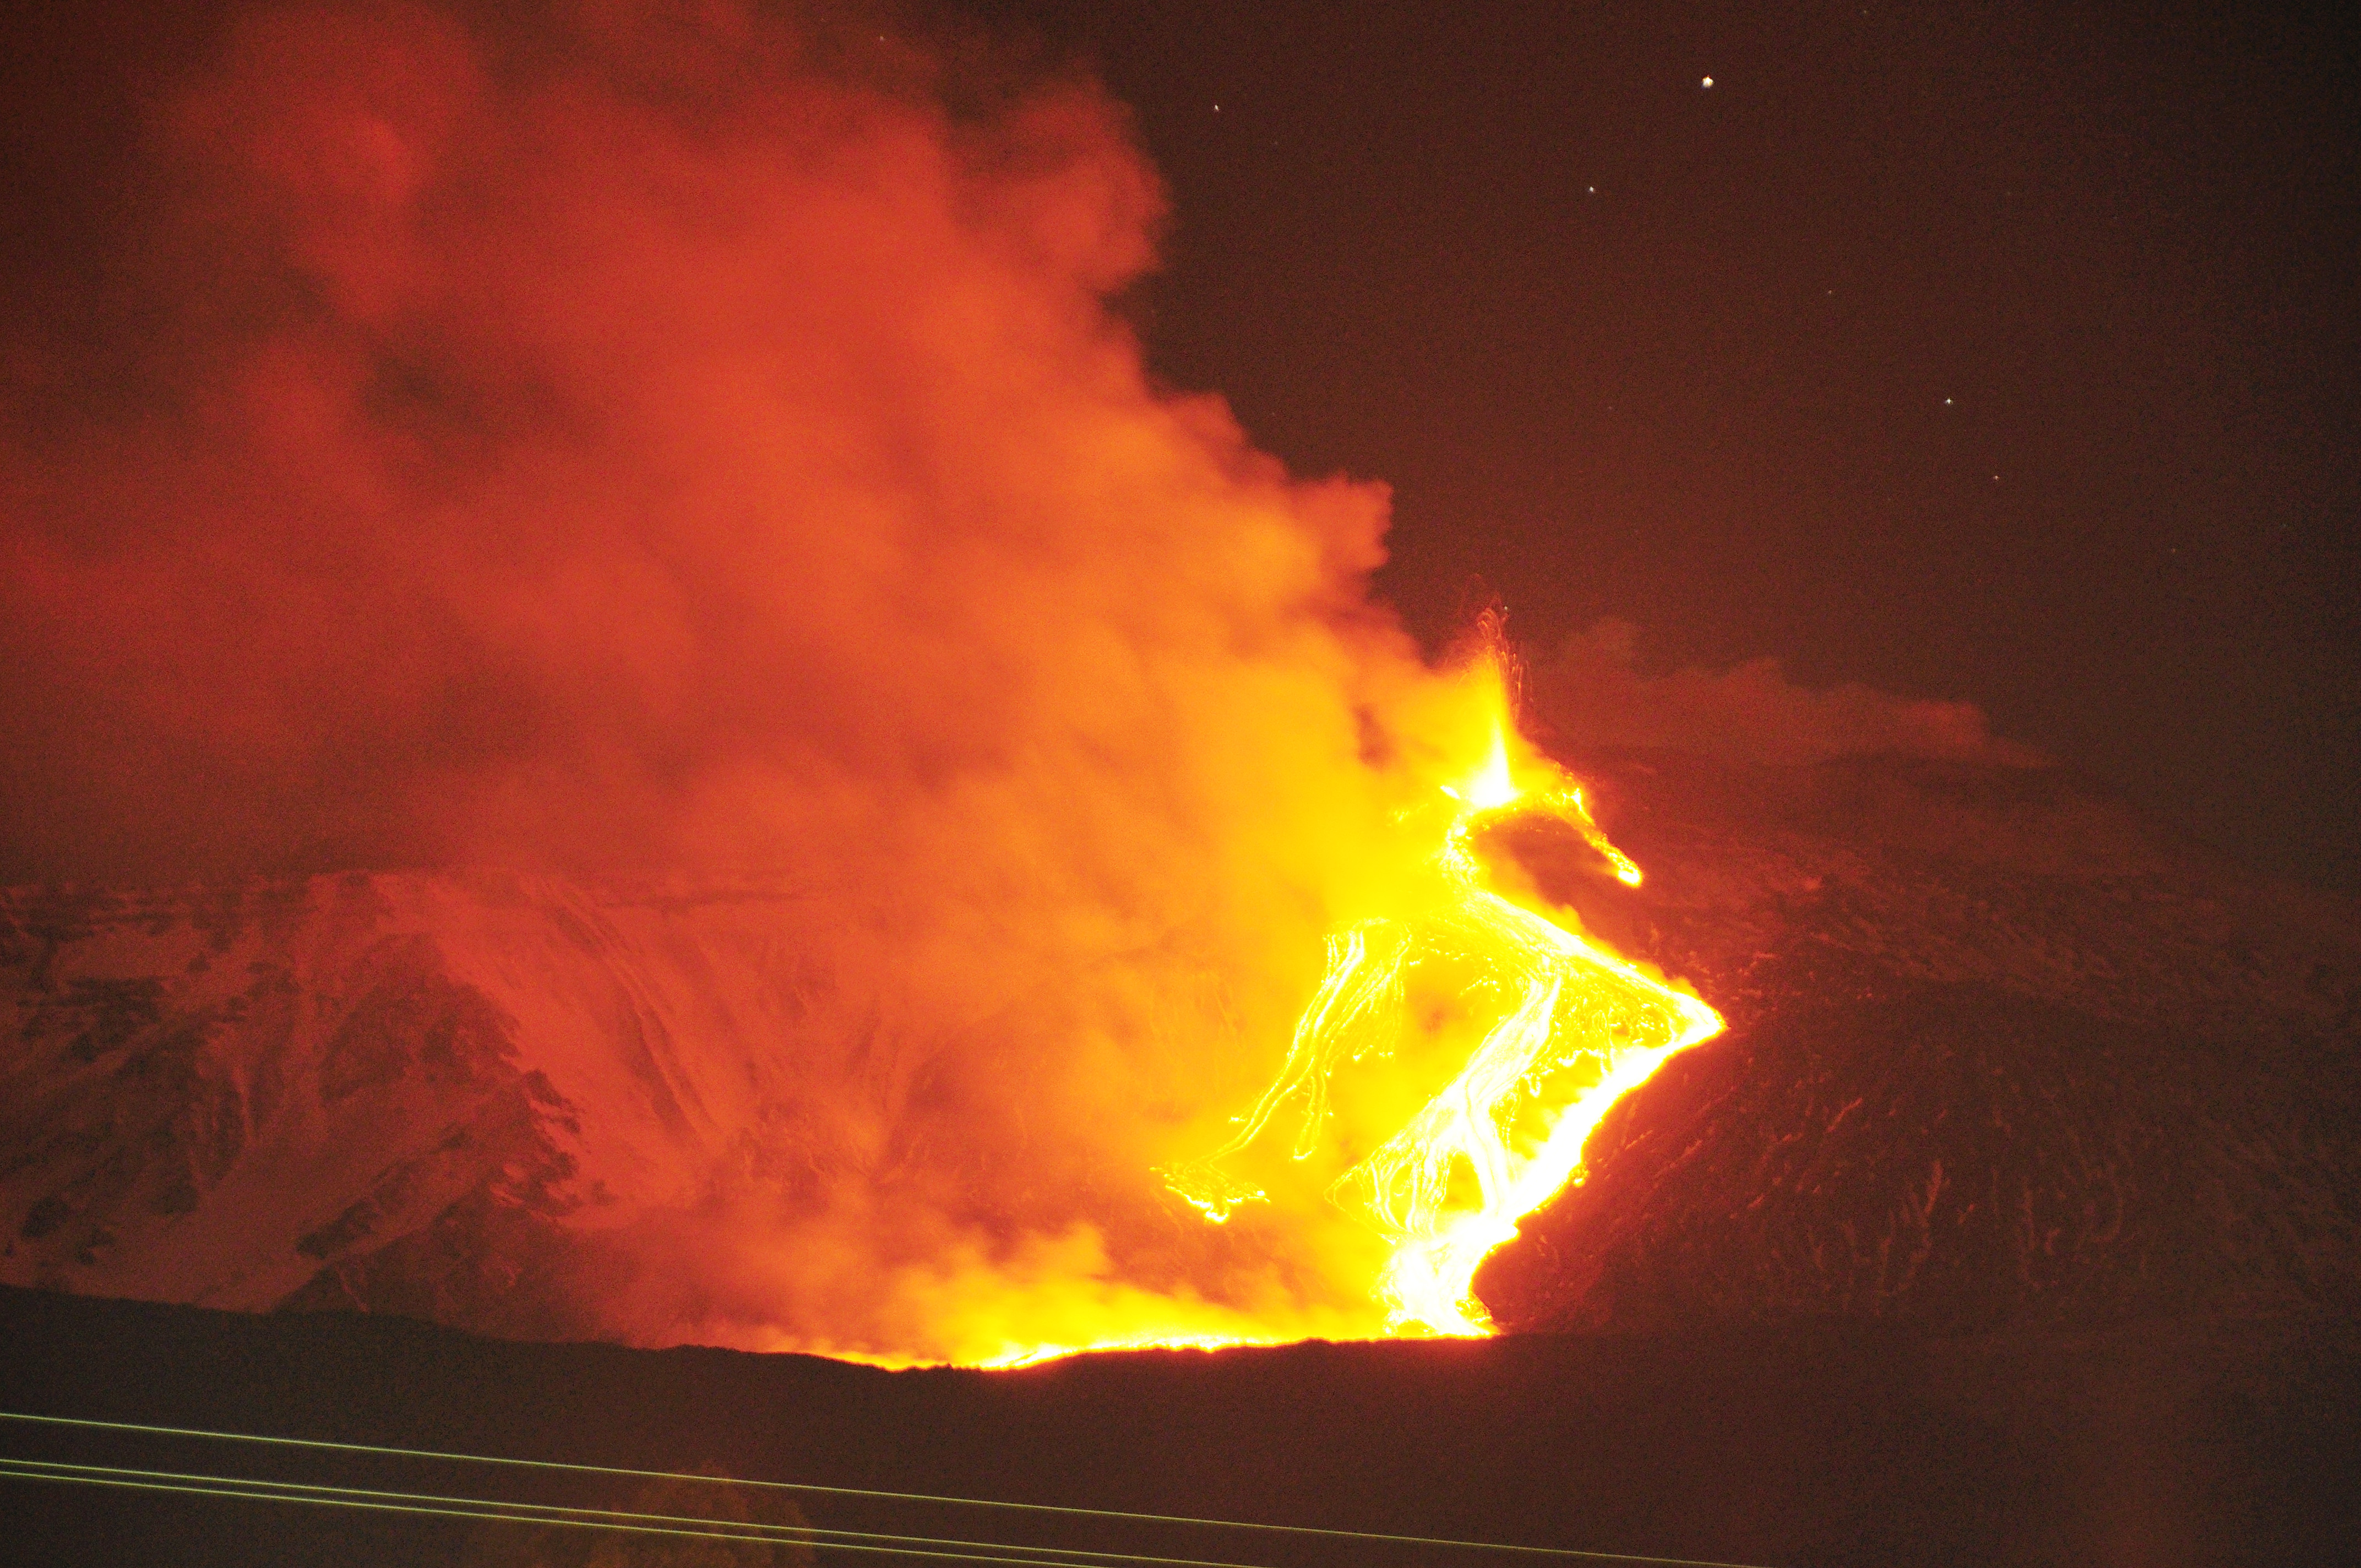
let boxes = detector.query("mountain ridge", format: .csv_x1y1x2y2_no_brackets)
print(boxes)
5,752,2355,1351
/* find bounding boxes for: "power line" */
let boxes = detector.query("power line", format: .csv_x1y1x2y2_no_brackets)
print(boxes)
0,1460,1091,1567
0,1410,1775,1568
0,1455,1280,1568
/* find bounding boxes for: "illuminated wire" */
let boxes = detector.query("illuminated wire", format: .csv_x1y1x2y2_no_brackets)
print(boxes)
0,1461,1782,1568
0,1455,1285,1568
0,1411,1776,1568
0,1460,1094,1566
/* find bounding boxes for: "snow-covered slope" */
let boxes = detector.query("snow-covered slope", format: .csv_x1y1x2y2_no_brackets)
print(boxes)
0,873,860,1338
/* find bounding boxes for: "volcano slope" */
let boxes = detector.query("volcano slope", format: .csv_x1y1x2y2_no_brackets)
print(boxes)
2,750,2356,1348
1476,749,2361,1333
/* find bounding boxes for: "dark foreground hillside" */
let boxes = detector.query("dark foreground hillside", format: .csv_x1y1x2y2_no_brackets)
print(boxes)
2,1285,2357,1568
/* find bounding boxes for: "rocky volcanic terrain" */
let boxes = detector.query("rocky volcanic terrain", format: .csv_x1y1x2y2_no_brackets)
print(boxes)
1479,751,2361,1332
4,752,2355,1347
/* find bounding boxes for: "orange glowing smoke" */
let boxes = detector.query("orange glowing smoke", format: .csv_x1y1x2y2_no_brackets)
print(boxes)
0,1,1720,1366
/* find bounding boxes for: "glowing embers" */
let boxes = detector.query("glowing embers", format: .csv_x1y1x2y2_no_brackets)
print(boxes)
1166,669,1722,1336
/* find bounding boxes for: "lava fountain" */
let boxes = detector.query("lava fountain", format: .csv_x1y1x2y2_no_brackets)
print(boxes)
1165,623,1724,1338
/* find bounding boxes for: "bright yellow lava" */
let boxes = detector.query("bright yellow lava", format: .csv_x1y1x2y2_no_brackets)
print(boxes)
1165,647,1723,1338
812,647,1727,1370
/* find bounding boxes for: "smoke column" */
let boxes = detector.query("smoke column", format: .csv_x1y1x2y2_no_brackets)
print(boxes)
0,0,1480,1357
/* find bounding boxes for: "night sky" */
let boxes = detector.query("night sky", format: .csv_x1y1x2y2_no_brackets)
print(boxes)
4,1,2356,889
993,0,2360,891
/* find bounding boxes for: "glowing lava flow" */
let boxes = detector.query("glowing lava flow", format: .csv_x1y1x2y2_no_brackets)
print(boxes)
1166,651,1723,1336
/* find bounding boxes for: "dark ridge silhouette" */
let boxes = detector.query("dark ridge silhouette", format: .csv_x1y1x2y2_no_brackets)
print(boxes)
2,1283,2357,1568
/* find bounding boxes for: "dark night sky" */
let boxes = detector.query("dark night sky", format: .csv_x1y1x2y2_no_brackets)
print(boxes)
3,1,2356,889
990,0,2360,891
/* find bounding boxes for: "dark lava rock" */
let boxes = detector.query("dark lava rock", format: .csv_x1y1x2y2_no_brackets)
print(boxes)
1476,750,2361,1333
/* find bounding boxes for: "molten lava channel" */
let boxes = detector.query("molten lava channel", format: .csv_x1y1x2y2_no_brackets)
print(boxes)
845,648,1724,1371
1156,649,1725,1344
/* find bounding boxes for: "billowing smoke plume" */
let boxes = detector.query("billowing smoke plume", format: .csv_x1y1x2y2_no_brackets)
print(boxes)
1533,619,2047,769
0,2,2034,1360
1,0,1449,1355
1,2,1417,886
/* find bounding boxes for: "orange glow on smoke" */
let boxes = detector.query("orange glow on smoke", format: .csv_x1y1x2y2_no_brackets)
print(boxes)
759,633,1725,1370
933,631,1726,1366
0,2,1726,1370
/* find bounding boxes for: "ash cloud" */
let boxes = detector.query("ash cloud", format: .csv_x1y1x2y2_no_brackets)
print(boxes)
0,1,1403,890
0,1,2042,1358
0,0,1435,1353
1531,619,2047,769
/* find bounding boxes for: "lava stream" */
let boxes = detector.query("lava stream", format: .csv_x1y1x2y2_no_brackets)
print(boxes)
1166,646,1723,1336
